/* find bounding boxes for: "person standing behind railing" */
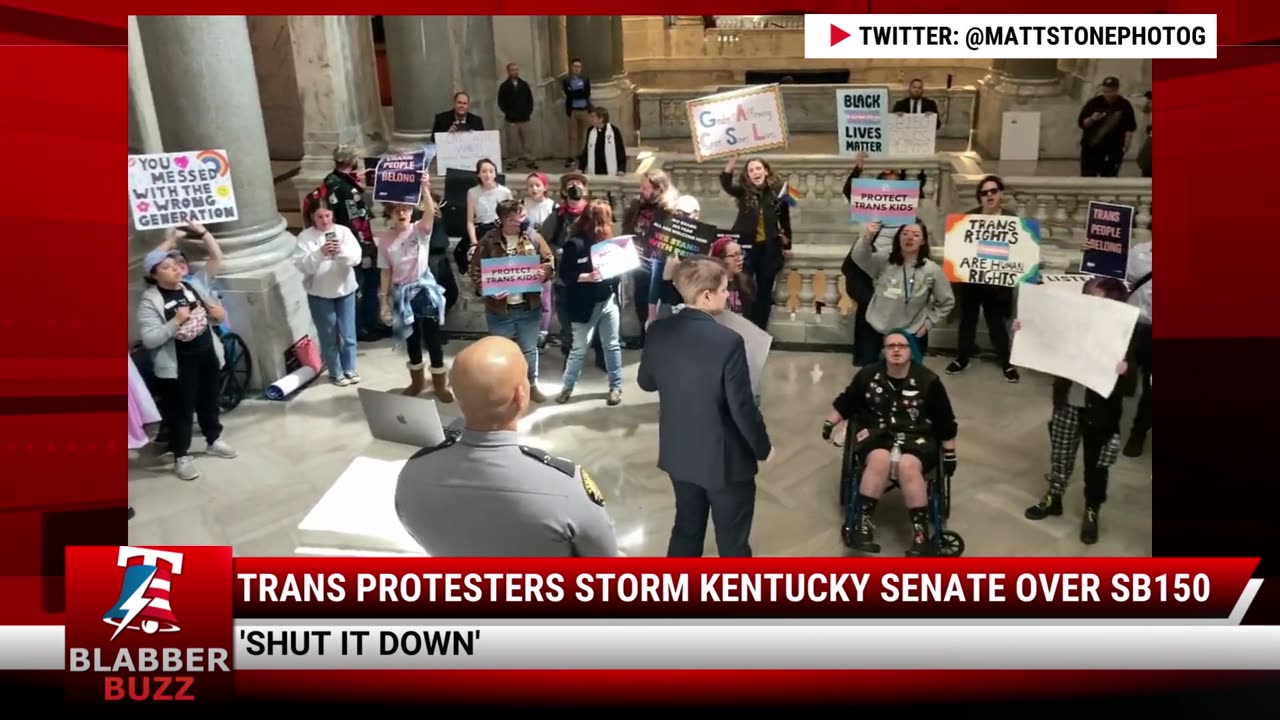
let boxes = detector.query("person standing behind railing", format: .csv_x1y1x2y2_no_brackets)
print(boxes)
721,155,791,331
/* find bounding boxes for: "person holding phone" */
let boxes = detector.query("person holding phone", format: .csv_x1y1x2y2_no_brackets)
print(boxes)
137,248,237,481
293,195,364,386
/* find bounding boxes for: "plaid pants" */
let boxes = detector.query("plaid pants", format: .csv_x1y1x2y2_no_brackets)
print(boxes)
1047,405,1121,503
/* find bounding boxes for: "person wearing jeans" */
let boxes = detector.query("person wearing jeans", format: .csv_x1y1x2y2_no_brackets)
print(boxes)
556,199,625,406
469,198,555,403
293,195,363,386
309,144,384,342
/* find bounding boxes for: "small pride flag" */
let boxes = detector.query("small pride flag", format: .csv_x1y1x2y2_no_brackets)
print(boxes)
779,182,801,207
977,239,1011,261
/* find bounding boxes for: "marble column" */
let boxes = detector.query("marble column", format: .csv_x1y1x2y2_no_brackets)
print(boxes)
128,16,165,343
384,16,452,148
565,16,636,153
287,15,388,208
975,56,1070,160
493,16,562,162
454,16,499,131
136,15,312,388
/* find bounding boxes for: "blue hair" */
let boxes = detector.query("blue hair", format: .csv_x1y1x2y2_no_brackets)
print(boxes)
884,328,924,364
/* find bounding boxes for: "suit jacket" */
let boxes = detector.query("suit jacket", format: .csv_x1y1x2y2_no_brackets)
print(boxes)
637,310,771,488
891,96,942,129
432,111,485,135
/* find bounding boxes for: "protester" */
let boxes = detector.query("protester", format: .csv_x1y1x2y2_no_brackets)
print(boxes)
377,178,452,401
945,175,1020,382
469,199,554,403
556,200,625,406
647,194,701,321
622,168,677,347
497,63,536,169
460,158,513,275
541,172,604,368
823,329,958,556
849,220,955,354
892,78,942,128
523,172,558,348
721,155,792,330
1123,240,1152,457
638,256,772,558
711,236,755,318
137,249,237,481
1020,276,1139,544
293,195,363,386
310,145,382,342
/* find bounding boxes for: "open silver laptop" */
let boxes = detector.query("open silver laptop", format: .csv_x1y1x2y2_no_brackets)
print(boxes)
357,388,460,448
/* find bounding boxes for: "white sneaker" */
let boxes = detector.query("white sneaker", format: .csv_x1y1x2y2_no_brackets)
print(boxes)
174,455,200,481
344,372,361,384
205,439,238,459
330,376,350,387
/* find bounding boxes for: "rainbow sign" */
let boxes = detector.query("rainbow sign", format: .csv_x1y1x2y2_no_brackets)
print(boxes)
196,149,230,177
480,255,544,297
127,148,239,230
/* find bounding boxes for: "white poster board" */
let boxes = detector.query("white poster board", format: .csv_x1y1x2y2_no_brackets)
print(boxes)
715,310,773,395
1038,273,1091,295
128,149,239,230
835,87,889,157
686,85,788,162
887,113,938,156
1010,283,1139,397
434,130,503,175
1000,111,1041,161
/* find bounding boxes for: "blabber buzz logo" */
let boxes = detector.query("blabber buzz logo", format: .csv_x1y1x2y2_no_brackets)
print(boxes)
68,547,232,702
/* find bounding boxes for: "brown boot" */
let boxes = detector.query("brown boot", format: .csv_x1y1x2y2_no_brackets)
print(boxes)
403,362,427,396
430,366,454,403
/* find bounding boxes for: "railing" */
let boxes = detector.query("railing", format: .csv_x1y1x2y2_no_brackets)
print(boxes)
712,16,805,30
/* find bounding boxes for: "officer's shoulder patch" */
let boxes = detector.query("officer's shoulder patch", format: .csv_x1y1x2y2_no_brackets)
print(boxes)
410,435,459,460
580,467,605,507
518,445,575,477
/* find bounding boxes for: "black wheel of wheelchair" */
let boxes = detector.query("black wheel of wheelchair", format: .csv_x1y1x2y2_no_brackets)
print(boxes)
937,530,965,557
218,332,252,413
942,472,952,520
838,423,856,508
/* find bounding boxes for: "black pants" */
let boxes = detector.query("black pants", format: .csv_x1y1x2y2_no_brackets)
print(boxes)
1081,147,1124,177
405,293,446,368
629,266,652,344
667,478,756,558
956,283,1013,365
749,255,779,331
456,222,496,275
432,253,459,312
160,347,222,458
1131,322,1152,436
848,265,879,365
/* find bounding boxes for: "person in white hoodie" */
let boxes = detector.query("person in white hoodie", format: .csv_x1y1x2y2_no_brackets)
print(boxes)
293,195,364,386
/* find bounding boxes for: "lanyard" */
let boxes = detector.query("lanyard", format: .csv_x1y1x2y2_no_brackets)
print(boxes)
901,267,915,303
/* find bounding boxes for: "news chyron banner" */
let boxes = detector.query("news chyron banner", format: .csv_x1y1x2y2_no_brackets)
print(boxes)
50,549,1276,703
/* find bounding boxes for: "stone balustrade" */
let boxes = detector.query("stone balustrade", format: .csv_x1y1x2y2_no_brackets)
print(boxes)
637,85,977,142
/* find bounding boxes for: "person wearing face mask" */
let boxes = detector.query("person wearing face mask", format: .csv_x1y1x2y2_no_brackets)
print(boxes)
850,219,955,354
541,173,605,369
470,199,555,403
721,155,792,331
623,169,677,345
293,195,365,387
524,172,557,348
377,177,453,401
460,158,513,276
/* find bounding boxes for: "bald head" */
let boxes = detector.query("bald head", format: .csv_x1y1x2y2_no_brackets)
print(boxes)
451,337,530,431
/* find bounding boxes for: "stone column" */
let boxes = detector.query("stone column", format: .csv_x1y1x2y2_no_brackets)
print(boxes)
287,15,388,208
974,56,1068,160
454,16,500,131
128,16,165,343
493,16,562,163
384,16,452,148
136,15,312,388
565,16,636,154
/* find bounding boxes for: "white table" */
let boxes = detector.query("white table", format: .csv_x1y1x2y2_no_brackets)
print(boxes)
295,440,428,557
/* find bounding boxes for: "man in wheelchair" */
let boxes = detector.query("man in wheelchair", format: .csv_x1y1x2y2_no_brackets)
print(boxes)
822,329,959,556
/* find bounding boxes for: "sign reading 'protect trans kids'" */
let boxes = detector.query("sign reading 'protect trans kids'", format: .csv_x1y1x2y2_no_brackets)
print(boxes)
686,85,789,162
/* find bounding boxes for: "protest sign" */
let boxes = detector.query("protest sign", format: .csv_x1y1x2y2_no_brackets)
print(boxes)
849,179,920,226
642,211,718,257
716,309,773,395
590,235,641,280
887,113,937,156
1010,283,1139,397
373,147,435,205
1080,201,1133,280
686,85,788,162
128,149,238,230
480,255,543,297
1038,273,1091,295
435,130,503,174
836,87,889,156
942,214,1042,287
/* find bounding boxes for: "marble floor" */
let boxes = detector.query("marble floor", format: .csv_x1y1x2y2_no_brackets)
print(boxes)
127,336,1152,558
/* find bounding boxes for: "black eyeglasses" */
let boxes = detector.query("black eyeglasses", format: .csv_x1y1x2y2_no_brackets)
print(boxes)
979,188,1001,197
884,343,910,350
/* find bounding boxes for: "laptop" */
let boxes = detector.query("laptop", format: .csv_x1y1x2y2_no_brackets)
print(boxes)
357,388,462,448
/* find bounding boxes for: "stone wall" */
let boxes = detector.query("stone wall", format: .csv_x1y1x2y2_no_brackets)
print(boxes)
248,16,304,161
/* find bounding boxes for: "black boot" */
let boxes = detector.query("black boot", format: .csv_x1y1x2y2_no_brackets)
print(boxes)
906,507,932,556
1080,504,1100,544
1025,490,1064,520
1123,431,1146,458
850,496,881,553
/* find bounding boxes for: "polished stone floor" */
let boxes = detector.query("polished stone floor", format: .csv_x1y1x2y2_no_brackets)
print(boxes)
127,337,1152,558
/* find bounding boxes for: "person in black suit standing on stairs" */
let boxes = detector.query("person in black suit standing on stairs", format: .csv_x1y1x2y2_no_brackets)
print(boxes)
891,78,942,129
638,256,773,558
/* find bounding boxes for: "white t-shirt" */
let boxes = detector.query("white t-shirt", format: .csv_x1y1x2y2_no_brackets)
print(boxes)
469,184,513,225
524,197,556,228
376,224,431,286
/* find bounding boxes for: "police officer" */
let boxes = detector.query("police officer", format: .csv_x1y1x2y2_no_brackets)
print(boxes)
395,336,620,556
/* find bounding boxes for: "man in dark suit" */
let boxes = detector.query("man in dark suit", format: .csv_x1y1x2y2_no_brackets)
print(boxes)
432,91,485,136
638,256,773,557
891,78,941,129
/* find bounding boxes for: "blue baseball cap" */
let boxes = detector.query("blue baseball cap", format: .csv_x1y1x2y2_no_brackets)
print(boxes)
143,248,183,275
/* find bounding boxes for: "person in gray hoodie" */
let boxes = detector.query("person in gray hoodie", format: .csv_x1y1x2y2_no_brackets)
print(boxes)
849,219,955,354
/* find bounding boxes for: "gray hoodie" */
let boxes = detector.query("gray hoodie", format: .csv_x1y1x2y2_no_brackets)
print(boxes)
851,237,955,336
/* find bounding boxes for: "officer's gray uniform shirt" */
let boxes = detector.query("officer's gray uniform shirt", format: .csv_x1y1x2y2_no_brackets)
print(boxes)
395,429,620,557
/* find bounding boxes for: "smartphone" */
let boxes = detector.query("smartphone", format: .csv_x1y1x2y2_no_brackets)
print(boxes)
324,231,337,242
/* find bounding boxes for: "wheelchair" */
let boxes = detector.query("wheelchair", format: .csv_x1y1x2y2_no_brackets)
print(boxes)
131,321,251,416
837,423,965,557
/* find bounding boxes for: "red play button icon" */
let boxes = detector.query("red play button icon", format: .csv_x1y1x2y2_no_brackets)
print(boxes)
830,24,851,46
